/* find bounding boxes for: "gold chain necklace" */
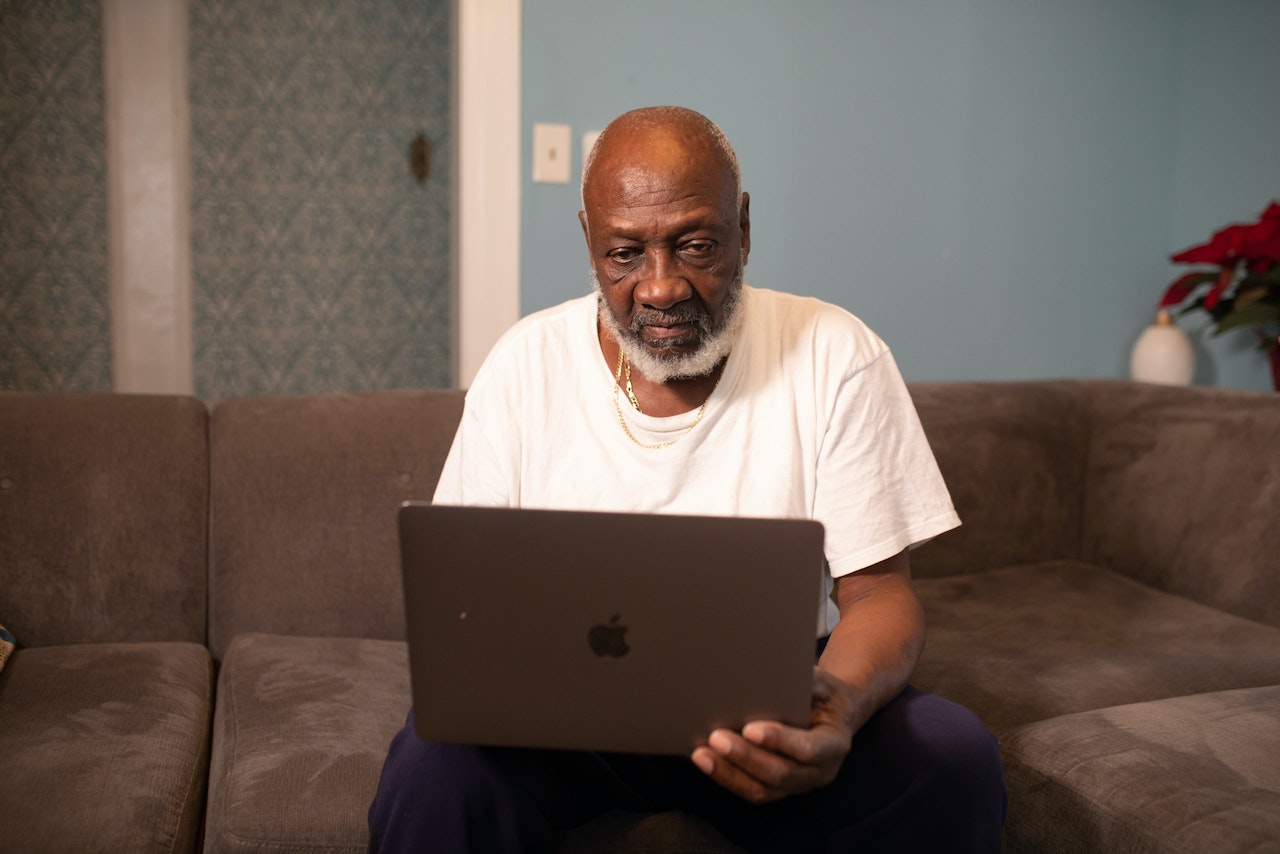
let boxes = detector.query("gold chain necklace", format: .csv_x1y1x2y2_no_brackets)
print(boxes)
611,349,726,450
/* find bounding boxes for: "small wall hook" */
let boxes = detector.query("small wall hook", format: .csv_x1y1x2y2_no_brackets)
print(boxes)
410,133,430,183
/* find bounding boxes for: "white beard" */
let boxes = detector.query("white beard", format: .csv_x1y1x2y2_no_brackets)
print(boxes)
592,259,746,384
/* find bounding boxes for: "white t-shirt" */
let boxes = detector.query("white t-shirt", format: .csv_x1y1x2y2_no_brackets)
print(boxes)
434,285,960,636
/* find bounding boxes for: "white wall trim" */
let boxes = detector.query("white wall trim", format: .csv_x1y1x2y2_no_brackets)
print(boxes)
103,0,193,394
454,0,521,388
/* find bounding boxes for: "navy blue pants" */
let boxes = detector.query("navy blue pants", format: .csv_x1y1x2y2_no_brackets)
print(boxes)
368,685,1007,853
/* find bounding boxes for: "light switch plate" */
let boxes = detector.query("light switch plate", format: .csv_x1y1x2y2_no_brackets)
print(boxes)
532,123,572,184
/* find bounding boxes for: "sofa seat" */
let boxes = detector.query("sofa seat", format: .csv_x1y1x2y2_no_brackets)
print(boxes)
205,632,749,854
912,560,1280,734
204,633,411,854
0,642,212,853
1000,685,1280,853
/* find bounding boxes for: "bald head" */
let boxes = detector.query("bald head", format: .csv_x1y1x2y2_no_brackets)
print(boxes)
580,106,743,224
578,107,751,384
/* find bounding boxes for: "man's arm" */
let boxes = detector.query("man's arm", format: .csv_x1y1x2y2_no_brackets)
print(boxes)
690,548,924,803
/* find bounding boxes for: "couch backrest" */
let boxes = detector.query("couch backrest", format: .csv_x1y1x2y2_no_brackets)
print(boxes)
1081,381,1280,629
907,381,1092,578
0,392,209,647
910,379,1280,629
207,389,465,660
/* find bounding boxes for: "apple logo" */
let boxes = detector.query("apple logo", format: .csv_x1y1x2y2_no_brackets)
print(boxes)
587,614,630,658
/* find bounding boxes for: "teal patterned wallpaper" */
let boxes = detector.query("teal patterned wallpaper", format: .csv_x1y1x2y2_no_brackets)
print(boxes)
189,0,453,400
0,0,112,392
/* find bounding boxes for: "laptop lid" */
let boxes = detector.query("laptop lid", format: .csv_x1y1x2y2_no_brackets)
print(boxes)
398,503,825,755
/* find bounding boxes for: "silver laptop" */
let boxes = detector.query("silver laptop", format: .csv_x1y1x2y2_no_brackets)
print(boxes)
398,503,825,755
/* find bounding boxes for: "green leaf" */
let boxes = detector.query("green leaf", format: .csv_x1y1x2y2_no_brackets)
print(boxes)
1210,302,1280,335
1234,285,1272,311
1254,266,1280,285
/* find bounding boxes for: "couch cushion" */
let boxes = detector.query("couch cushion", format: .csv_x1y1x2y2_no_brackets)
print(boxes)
207,389,464,659
1000,685,1280,853
1081,381,1280,629
207,633,751,854
907,381,1090,579
913,561,1280,733
0,642,212,853
204,633,411,854
0,392,208,647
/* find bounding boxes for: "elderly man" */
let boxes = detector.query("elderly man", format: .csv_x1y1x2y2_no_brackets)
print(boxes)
369,106,1006,853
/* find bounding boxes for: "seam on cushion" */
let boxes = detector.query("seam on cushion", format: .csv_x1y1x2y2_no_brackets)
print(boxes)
212,635,246,853
167,649,214,854
128,644,213,854
217,841,371,853
152,651,183,854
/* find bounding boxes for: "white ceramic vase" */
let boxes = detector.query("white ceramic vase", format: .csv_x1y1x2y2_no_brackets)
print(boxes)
1130,309,1195,385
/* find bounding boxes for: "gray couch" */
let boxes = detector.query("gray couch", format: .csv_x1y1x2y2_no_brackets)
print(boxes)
1,380,1278,853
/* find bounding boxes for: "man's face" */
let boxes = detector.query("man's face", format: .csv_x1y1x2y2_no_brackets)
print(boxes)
580,131,750,382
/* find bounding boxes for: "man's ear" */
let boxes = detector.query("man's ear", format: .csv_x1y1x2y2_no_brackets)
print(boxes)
739,192,751,261
578,210,589,244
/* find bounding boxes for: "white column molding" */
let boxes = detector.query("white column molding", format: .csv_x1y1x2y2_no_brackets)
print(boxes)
102,0,193,394
454,0,521,388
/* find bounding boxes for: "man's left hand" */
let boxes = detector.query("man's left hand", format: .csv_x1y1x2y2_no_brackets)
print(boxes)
690,666,857,803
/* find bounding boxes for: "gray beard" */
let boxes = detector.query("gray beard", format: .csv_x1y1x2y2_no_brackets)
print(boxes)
593,266,746,384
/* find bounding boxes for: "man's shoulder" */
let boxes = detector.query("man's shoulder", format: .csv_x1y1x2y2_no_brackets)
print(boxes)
748,286,865,325
486,293,594,357
745,286,886,356
465,293,596,397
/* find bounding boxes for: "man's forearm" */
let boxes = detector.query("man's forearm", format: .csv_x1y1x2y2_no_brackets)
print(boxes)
817,550,925,733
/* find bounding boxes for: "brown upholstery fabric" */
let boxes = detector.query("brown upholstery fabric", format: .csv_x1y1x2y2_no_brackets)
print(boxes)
205,633,751,854
203,633,410,854
1001,686,1280,854
1082,381,1280,628
207,389,465,659
8,381,1274,853
0,392,208,647
0,642,212,853
913,561,1280,734
907,381,1090,579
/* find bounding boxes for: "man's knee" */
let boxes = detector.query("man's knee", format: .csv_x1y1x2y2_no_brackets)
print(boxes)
908,691,1003,791
828,689,1005,851
899,689,1008,842
370,719,630,854
859,688,1007,818
369,731,541,853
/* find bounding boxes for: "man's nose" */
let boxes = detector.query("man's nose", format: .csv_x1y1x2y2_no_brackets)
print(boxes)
634,250,692,309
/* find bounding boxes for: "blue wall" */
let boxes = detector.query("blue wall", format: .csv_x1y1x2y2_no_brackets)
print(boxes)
521,0,1279,390
1167,0,1280,390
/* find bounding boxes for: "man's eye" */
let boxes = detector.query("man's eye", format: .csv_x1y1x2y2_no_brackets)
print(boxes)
608,248,640,263
682,241,715,256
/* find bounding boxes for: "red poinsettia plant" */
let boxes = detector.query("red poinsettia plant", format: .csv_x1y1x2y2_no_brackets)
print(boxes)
1160,202,1280,354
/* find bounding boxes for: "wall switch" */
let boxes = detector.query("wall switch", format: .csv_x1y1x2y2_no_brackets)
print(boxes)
532,123,572,184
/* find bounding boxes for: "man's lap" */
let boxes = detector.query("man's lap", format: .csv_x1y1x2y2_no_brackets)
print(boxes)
369,686,1005,854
